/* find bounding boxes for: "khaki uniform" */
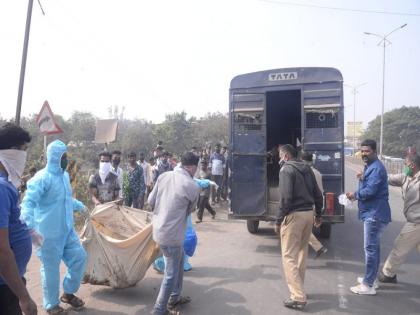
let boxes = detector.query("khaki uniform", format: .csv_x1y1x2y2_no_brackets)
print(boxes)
383,172,420,277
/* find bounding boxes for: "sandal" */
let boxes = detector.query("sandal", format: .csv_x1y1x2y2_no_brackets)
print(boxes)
168,296,191,308
47,305,68,314
60,293,85,310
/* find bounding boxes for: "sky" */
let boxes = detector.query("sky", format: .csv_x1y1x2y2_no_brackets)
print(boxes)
1,0,420,129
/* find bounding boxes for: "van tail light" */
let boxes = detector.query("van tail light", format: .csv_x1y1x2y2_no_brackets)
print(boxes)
325,192,335,216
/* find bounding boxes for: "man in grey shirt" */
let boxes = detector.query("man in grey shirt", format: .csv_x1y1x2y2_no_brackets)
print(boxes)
148,152,200,315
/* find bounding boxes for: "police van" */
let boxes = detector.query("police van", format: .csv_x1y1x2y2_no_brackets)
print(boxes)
228,67,345,238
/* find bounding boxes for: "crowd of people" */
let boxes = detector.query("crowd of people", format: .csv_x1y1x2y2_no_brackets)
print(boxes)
1,122,419,315
85,142,229,215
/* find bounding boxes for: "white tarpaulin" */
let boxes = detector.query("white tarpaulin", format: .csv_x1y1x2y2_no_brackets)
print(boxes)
80,202,159,288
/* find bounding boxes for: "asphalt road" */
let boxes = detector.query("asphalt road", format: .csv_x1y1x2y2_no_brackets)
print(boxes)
25,163,420,315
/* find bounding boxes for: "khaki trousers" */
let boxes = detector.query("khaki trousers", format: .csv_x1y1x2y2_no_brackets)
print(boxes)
308,233,323,252
280,210,313,302
383,222,420,277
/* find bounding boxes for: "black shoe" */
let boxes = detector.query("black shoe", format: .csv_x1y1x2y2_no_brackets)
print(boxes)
315,246,328,259
211,213,216,219
378,271,397,283
283,298,306,310
195,220,202,224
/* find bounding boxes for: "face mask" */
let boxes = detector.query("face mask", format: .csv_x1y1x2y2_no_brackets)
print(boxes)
403,165,413,177
99,161,111,184
61,158,69,171
112,158,120,166
0,149,27,188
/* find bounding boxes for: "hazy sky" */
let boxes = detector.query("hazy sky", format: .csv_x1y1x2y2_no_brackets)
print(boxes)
1,0,420,128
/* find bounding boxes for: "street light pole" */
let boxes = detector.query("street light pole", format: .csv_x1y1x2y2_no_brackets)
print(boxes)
344,83,366,152
364,23,407,159
15,0,35,126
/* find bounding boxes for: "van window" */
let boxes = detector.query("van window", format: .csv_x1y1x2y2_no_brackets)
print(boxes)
305,108,338,128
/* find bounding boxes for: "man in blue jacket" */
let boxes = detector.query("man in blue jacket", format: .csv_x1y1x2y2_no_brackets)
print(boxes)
347,139,391,295
21,140,87,314
0,123,37,315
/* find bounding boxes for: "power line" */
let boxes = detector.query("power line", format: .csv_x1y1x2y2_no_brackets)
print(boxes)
259,0,420,17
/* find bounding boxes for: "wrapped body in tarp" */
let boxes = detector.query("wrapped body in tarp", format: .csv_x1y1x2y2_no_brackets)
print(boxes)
80,202,159,288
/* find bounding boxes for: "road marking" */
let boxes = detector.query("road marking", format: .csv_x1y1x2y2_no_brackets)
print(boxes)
335,256,348,309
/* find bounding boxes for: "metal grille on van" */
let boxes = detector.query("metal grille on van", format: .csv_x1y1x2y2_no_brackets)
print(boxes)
306,112,338,128
237,124,262,132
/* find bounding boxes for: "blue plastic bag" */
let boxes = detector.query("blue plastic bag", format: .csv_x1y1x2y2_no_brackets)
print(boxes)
183,215,197,257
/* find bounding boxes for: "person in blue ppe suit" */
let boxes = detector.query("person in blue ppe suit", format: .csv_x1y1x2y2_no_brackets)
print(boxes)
21,140,87,315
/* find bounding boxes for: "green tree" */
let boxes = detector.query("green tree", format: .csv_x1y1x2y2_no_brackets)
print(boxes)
362,106,420,157
153,111,195,156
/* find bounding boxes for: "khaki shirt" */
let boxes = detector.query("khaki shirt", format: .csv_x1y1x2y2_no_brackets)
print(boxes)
388,171,420,223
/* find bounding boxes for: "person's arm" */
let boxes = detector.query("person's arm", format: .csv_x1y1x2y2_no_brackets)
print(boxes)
208,154,213,170
147,177,159,210
310,170,323,217
20,175,48,230
118,169,123,198
114,179,121,202
388,173,406,187
354,167,383,201
276,167,294,224
0,229,37,315
88,175,101,205
72,198,85,212
138,167,146,195
0,188,37,315
186,184,200,214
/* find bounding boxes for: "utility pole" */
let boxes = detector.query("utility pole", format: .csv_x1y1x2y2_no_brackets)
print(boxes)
15,0,35,126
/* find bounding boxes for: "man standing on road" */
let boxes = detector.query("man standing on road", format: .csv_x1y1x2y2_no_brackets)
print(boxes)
148,152,200,315
21,140,87,314
89,151,120,205
275,145,323,310
0,123,37,315
138,153,152,197
208,143,225,204
346,139,391,295
378,154,420,284
195,160,216,223
124,152,146,209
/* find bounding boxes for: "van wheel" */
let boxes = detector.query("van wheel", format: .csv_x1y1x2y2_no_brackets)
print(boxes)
319,223,331,239
247,220,259,234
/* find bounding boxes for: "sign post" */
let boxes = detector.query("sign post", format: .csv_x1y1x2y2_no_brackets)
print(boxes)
94,119,118,151
36,101,63,163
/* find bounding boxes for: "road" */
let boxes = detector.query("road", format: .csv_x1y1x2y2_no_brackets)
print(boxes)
25,163,420,315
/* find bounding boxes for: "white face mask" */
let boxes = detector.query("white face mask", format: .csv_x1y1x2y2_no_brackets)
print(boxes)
0,149,27,188
99,161,111,184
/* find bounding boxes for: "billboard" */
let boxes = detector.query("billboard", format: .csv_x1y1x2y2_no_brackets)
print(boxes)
346,121,363,138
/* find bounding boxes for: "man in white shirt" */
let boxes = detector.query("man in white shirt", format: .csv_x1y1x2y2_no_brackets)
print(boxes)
208,144,225,204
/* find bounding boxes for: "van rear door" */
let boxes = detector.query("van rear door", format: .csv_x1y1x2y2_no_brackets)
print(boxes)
230,93,266,218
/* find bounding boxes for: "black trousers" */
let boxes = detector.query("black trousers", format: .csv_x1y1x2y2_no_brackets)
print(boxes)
0,278,26,315
211,175,223,202
197,196,216,221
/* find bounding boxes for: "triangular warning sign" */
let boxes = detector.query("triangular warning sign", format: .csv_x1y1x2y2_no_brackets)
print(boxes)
36,101,63,135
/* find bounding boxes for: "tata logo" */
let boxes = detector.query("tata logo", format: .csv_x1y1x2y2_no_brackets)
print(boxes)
268,72,298,81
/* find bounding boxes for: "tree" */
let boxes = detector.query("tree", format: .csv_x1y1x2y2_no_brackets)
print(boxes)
362,106,420,157
153,111,195,156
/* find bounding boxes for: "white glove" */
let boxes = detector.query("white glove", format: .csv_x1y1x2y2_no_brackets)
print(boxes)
29,229,44,249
